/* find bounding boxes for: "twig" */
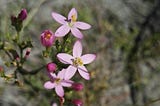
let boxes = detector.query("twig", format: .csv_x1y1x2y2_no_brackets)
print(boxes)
18,65,45,75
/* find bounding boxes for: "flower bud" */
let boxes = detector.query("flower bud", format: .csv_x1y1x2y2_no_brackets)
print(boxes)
72,83,83,91
72,99,83,106
0,66,3,72
24,48,31,59
11,15,17,26
41,30,55,47
18,9,27,21
46,62,56,72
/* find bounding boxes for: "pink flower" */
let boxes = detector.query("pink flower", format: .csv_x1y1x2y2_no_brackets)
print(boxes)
44,69,73,97
46,62,57,73
41,30,56,47
57,40,96,80
52,8,91,39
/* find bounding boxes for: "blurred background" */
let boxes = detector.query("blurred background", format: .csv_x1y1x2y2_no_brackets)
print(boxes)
0,0,160,106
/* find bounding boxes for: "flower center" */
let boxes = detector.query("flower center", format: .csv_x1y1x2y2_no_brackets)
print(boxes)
73,57,83,67
55,78,61,84
45,33,51,40
66,14,77,27
68,22,74,27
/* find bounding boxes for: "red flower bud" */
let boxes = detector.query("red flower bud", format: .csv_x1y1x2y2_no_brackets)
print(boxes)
11,15,17,26
0,66,3,72
41,30,56,47
72,83,83,91
24,48,31,58
72,99,83,106
18,9,27,21
46,62,56,72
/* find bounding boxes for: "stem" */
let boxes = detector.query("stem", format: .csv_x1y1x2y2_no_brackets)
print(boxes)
20,48,23,62
18,65,45,75
60,101,63,106
4,50,13,60
59,97,64,106
61,34,69,52
17,31,20,42
14,69,17,80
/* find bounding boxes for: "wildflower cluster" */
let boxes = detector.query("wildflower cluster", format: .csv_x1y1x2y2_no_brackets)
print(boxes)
42,8,96,105
0,8,96,106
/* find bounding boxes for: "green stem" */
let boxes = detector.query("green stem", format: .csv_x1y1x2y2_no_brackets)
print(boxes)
18,65,45,75
4,50,13,61
14,69,17,80
20,48,23,62
17,31,20,42
60,34,69,52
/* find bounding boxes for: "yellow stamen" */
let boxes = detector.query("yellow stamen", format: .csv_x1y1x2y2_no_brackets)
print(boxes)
71,14,76,22
73,57,83,67
45,33,51,40
55,78,61,84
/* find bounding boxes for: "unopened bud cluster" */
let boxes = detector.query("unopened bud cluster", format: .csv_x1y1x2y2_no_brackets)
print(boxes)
11,9,27,32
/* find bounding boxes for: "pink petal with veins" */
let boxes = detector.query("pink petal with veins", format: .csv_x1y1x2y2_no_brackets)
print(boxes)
52,12,66,24
71,28,83,39
74,21,91,30
44,81,55,89
78,66,90,80
81,54,96,64
65,65,77,80
55,85,64,97
73,40,82,57
57,53,73,64
55,25,70,37
68,8,77,20
61,80,73,87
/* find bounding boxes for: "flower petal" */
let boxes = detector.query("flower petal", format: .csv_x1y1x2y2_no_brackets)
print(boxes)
81,54,96,64
68,8,77,20
55,25,70,37
50,73,57,78
57,53,73,64
78,66,90,80
73,40,82,57
74,21,91,30
71,28,83,39
52,12,66,24
57,69,66,79
65,65,77,80
44,81,55,89
55,85,64,97
47,72,56,81
61,80,73,87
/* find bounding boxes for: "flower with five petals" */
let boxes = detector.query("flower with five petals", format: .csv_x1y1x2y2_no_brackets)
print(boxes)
44,69,73,97
57,40,96,80
52,8,91,39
